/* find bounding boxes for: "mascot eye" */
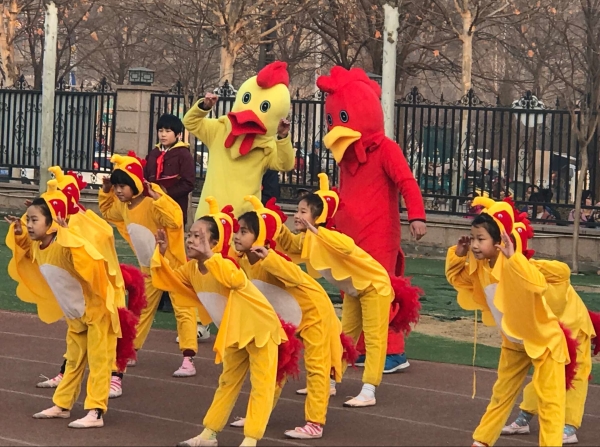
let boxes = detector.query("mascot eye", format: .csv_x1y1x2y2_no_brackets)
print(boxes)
260,101,271,113
326,114,333,127
242,92,251,104
339,110,349,123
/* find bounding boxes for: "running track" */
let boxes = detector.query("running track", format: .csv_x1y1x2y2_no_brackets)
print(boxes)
0,310,597,446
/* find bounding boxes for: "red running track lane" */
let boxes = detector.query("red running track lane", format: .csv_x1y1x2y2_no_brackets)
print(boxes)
0,310,598,446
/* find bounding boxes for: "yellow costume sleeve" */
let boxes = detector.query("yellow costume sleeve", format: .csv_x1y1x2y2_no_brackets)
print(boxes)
182,99,222,149
445,246,473,290
315,227,355,255
502,253,547,297
204,254,247,290
276,225,305,255
98,188,124,223
5,222,64,323
267,134,295,171
149,183,184,229
260,249,304,288
150,247,212,325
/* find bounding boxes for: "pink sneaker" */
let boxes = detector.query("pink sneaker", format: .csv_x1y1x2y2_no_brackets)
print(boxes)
33,405,70,419
109,376,122,399
284,422,323,439
36,373,63,388
173,357,196,377
68,409,104,428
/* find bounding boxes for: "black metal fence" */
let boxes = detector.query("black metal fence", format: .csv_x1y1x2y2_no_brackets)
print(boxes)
0,76,116,184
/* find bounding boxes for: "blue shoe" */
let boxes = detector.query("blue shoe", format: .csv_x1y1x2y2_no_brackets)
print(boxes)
354,355,366,367
383,354,410,374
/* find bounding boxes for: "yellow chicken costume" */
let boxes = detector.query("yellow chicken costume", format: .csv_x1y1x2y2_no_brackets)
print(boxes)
501,214,595,441
183,61,295,218
276,174,393,407
98,152,198,365
234,195,350,435
6,181,119,426
445,197,569,447
150,197,289,445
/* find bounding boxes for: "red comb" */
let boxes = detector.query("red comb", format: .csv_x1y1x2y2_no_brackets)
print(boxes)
127,150,147,168
66,170,87,190
317,66,381,98
257,61,289,88
265,197,288,223
221,205,239,232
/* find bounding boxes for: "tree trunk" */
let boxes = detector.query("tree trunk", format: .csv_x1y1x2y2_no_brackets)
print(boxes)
572,141,588,273
455,25,472,197
0,0,19,85
219,44,236,86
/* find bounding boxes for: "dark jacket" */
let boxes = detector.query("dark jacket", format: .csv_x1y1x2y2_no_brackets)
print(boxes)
145,141,196,224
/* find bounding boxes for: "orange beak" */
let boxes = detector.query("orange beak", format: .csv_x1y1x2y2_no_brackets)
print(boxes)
323,126,362,163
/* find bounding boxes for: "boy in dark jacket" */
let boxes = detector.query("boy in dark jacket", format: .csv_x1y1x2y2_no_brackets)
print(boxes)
145,114,196,226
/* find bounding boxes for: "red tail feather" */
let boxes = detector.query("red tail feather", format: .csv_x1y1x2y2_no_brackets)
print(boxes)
340,332,359,366
276,317,303,385
561,323,579,390
115,307,139,372
389,276,423,335
120,264,147,317
589,311,600,355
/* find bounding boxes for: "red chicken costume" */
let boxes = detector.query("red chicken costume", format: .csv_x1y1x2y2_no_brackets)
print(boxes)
317,66,426,368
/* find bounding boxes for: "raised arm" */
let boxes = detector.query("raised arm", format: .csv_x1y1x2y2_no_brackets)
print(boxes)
98,181,125,223
204,254,248,291
275,225,305,255
182,95,223,149
147,183,184,230
267,134,295,171
382,141,426,223
258,248,304,288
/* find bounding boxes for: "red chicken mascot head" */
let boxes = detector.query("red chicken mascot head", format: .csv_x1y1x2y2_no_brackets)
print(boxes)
317,66,384,164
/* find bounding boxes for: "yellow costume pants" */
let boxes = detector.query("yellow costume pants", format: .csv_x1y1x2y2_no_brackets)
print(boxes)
204,340,278,440
53,312,117,413
341,288,391,386
134,269,198,353
269,324,332,425
520,331,591,429
473,339,565,447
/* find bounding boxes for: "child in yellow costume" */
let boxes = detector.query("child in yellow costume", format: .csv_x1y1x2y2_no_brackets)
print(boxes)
5,181,120,429
445,197,570,447
276,173,393,408
36,166,145,399
183,61,294,218
501,215,595,445
227,195,355,439
99,151,198,377
151,197,292,447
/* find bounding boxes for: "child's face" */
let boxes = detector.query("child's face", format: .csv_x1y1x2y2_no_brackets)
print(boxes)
294,200,316,232
469,225,498,260
158,128,178,147
26,206,51,240
113,184,135,202
233,219,256,252
186,220,217,259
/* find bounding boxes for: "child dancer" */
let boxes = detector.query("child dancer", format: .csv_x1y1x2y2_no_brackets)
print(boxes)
151,197,296,447
502,214,597,445
36,166,145,398
445,197,570,447
228,195,354,439
276,174,394,408
99,152,199,377
6,181,121,428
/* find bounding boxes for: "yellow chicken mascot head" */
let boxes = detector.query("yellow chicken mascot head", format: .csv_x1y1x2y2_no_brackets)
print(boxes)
225,61,291,156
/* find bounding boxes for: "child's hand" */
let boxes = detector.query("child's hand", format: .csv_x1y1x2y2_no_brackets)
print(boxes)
455,236,471,257
203,93,218,110
277,119,291,138
102,176,112,193
300,217,318,234
250,246,269,260
55,216,68,229
24,199,32,207
497,232,515,259
145,181,161,200
189,228,214,259
5,215,23,235
155,229,168,255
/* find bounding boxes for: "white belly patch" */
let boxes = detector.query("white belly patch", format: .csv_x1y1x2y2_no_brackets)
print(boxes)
251,280,302,327
197,292,227,328
484,284,522,344
39,264,85,320
318,269,358,297
127,223,156,268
